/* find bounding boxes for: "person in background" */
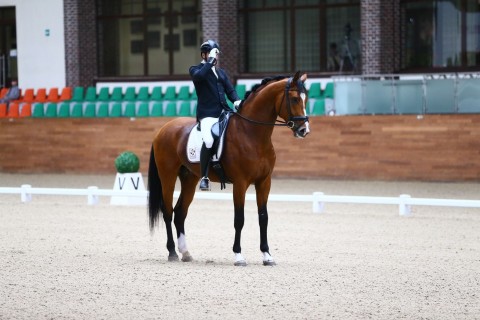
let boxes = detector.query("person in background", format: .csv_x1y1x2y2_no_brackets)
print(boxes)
327,42,341,72
0,79,20,110
189,40,241,191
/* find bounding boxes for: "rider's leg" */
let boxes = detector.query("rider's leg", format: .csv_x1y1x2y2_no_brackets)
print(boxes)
199,117,217,191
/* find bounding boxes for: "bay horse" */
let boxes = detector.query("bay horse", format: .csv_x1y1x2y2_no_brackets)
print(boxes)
148,71,310,266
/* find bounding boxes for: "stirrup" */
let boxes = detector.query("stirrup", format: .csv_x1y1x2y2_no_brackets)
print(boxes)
199,177,211,191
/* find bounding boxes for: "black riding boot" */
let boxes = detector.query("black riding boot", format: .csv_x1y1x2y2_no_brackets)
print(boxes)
199,144,212,191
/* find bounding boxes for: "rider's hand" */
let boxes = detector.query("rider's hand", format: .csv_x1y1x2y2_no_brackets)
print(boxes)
233,100,242,109
209,48,219,59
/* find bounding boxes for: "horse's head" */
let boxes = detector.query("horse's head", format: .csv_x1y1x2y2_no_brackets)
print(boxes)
278,71,310,138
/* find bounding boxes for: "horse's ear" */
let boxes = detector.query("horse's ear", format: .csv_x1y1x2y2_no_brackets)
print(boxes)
293,71,301,83
293,71,307,84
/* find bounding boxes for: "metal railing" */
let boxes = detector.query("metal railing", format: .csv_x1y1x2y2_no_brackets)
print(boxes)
332,73,480,115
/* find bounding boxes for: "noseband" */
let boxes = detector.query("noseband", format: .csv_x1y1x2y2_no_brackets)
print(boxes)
234,76,310,128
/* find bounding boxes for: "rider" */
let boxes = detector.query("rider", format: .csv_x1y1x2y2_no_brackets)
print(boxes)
189,39,241,191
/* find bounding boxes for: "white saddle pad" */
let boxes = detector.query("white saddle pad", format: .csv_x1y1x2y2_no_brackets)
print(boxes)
186,124,226,163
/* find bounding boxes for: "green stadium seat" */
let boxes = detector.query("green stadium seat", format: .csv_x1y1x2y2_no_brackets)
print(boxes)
311,99,325,115
32,103,44,117
45,103,57,117
150,102,163,116
163,86,176,101
136,87,150,101
84,103,96,117
235,84,246,99
177,86,191,100
96,87,110,102
58,102,70,117
110,87,123,101
164,101,177,116
123,87,136,101
137,102,149,117
84,87,97,102
308,83,322,98
110,103,122,117
70,87,84,102
71,103,83,117
97,103,109,117
324,82,334,99
150,86,163,101
124,102,136,117
177,101,191,116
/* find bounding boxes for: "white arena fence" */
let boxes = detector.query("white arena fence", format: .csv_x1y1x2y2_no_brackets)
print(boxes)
1,185,480,216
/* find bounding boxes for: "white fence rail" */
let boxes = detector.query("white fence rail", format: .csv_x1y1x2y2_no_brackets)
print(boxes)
1,185,480,216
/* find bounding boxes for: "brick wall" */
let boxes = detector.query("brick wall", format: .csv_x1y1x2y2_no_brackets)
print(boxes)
361,0,400,74
202,0,239,81
64,0,98,87
1,115,480,182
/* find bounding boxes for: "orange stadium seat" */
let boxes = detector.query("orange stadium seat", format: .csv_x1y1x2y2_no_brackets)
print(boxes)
6,102,19,117
21,88,35,103
0,103,6,117
59,87,72,101
35,88,47,103
47,88,60,102
20,104,32,117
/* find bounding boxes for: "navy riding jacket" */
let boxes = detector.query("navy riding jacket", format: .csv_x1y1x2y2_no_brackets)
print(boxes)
189,61,240,120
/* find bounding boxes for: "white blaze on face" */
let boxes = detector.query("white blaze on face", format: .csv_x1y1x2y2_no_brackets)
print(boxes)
300,92,307,114
300,92,310,134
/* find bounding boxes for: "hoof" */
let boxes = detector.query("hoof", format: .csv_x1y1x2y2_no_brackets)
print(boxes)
234,253,247,266
181,251,193,262
262,252,276,266
234,260,247,267
168,253,179,262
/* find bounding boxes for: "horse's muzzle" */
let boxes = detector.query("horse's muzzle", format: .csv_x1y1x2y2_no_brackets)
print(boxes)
293,121,310,138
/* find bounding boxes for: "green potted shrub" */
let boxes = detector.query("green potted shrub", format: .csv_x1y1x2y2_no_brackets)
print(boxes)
111,151,146,206
114,151,140,173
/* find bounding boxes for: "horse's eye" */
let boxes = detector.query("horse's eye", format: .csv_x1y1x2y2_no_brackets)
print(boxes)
290,97,299,104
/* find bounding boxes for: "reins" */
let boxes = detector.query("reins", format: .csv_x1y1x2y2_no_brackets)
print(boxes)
233,77,309,128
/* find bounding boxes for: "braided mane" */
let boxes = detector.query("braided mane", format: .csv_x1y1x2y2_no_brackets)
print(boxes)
243,75,287,101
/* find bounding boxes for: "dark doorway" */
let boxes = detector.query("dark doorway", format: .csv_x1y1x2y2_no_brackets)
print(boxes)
0,6,17,87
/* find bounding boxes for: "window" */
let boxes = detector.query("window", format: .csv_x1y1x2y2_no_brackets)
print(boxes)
97,0,201,77
239,0,360,74
401,0,480,70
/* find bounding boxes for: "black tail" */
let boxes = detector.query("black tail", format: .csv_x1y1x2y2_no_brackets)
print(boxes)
148,145,164,232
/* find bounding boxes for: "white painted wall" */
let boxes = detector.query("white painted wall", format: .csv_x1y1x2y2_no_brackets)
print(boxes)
0,0,66,90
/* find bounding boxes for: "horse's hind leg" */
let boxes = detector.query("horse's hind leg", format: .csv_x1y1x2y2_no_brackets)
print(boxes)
173,167,198,262
159,167,181,262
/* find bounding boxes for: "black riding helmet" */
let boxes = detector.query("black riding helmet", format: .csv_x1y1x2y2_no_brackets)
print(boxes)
200,40,220,53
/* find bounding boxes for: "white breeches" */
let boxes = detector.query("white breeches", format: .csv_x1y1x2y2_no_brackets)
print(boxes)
200,117,218,148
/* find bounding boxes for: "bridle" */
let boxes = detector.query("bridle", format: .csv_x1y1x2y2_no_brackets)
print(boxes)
233,76,310,129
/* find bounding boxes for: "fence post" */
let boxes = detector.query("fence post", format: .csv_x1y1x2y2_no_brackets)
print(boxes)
313,192,325,214
399,194,412,216
20,184,32,203
87,186,99,205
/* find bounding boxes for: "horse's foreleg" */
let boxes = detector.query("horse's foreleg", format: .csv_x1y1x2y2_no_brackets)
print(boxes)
232,184,247,266
173,169,197,262
256,178,276,266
